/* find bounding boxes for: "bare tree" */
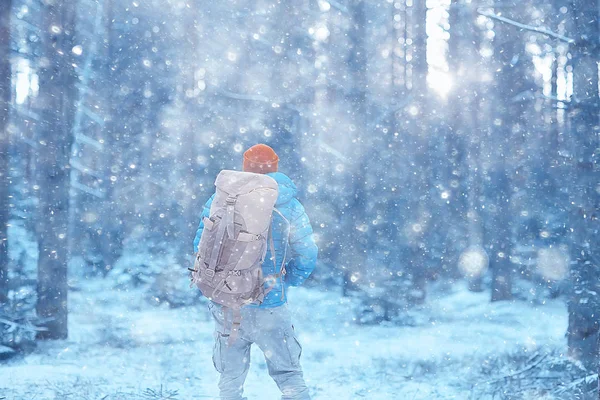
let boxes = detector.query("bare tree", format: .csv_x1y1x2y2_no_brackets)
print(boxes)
35,0,78,340
0,0,12,305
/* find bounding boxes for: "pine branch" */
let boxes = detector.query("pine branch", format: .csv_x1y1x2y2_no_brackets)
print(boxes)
477,10,575,44
554,373,598,394
0,317,47,333
71,181,105,199
482,354,548,385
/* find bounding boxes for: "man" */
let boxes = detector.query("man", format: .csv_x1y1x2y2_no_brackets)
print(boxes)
193,144,318,400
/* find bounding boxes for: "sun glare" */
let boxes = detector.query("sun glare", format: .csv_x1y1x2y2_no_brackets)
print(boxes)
428,70,453,98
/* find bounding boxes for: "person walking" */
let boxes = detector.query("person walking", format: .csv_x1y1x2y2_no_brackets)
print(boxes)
193,144,318,400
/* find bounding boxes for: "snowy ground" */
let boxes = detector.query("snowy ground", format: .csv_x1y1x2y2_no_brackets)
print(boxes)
0,279,568,399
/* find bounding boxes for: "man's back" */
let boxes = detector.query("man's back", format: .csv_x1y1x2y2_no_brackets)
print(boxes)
193,171,318,307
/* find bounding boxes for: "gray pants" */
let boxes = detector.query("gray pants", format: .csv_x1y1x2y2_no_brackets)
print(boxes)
209,302,311,400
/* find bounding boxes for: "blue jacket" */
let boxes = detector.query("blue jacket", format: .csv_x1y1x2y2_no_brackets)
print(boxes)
193,172,318,308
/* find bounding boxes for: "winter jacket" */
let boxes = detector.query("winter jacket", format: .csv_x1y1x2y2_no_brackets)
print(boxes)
193,172,318,308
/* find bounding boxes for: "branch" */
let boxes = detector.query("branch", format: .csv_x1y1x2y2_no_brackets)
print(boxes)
477,10,575,44
482,354,548,385
555,373,598,394
536,93,569,103
17,107,41,122
536,93,571,109
217,89,271,103
70,159,103,179
19,136,39,149
328,0,350,15
0,317,47,333
533,93,600,110
74,133,103,151
214,86,311,112
318,140,349,163
71,181,105,199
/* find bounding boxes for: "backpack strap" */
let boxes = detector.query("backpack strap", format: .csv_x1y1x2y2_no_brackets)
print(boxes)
273,208,290,275
224,196,237,239
262,226,280,300
205,196,237,280
268,224,278,271
264,209,291,300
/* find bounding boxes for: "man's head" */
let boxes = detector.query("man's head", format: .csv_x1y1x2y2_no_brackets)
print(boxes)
243,144,279,174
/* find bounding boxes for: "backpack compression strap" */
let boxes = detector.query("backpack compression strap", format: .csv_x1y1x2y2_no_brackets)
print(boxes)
263,209,290,300
205,195,237,281
273,208,290,275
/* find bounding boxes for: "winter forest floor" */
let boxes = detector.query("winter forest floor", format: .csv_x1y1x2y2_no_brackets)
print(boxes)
0,277,576,399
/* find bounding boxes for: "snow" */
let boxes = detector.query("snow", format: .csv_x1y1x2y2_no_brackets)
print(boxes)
3,0,597,397
0,279,567,399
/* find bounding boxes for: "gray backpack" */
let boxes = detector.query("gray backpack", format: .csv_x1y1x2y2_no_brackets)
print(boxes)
191,170,287,342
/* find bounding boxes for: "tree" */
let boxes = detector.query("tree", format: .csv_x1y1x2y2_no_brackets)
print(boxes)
68,0,113,275
0,0,12,305
407,0,430,304
566,0,600,369
347,0,369,272
448,0,484,291
485,0,534,302
35,0,78,340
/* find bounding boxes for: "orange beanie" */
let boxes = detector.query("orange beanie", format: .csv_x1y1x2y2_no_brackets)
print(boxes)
243,144,279,174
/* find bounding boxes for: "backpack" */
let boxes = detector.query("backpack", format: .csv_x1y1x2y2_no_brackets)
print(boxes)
190,170,287,343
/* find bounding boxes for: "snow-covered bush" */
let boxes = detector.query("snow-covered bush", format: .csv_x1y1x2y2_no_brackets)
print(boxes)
109,245,200,308
149,268,202,308
472,350,596,400
0,287,40,358
111,250,164,289
351,268,420,326
1,219,40,357
7,219,37,288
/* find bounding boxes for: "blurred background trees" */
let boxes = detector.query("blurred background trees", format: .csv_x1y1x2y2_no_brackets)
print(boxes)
0,0,12,306
0,0,598,374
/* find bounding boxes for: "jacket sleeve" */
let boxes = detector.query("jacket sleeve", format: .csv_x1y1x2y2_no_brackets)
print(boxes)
193,194,215,253
284,199,318,287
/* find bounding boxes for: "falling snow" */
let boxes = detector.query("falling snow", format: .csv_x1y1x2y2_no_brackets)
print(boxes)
1,0,599,399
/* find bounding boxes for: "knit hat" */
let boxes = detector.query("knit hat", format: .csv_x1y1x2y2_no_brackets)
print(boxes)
243,144,279,174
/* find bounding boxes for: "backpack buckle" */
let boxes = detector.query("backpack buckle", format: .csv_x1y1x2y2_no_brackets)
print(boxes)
226,196,237,205
204,269,215,278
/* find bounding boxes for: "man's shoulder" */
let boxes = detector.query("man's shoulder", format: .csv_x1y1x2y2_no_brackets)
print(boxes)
278,197,306,220
206,192,216,204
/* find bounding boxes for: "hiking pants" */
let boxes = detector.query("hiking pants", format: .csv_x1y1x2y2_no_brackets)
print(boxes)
208,302,311,400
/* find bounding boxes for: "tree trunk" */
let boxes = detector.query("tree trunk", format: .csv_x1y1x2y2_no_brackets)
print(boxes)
99,0,124,274
409,0,429,304
448,0,484,291
566,0,600,370
347,0,370,281
488,0,534,301
36,0,77,340
180,5,201,264
0,0,12,305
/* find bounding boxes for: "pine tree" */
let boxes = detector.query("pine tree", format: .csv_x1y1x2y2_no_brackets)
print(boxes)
566,0,600,369
35,0,78,340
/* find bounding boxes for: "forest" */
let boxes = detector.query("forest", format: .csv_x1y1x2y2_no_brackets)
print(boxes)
0,0,599,399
